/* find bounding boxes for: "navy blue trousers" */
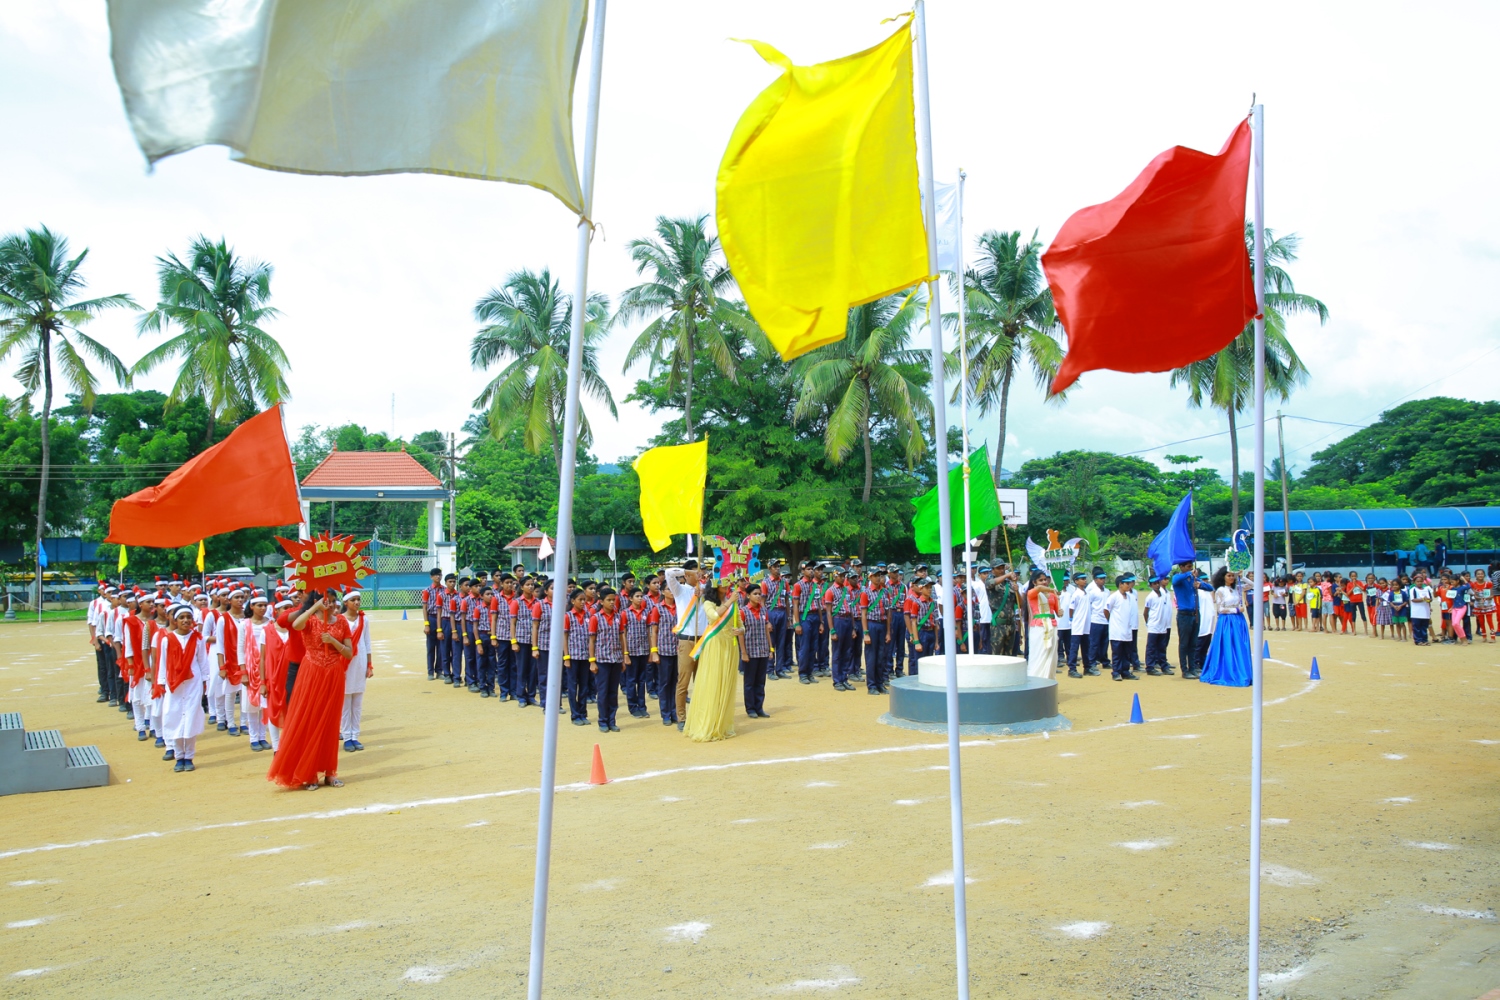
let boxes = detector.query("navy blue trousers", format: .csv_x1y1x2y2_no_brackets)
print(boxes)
594,661,622,727
864,621,887,690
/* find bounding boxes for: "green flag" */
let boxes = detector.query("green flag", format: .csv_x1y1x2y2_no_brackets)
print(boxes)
911,444,1002,554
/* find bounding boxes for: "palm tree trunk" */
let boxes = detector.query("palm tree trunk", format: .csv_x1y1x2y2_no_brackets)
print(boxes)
859,403,873,563
988,363,1015,562
35,333,52,615
684,336,695,442
1227,408,1241,530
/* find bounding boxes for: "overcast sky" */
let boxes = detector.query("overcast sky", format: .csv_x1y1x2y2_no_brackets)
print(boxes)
3,1,1496,483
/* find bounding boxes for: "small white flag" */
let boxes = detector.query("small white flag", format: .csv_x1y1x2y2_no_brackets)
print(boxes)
607,530,616,562
686,534,694,555
537,533,554,563
930,179,962,274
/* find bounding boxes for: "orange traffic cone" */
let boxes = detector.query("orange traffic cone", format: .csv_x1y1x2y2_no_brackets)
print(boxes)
589,743,609,785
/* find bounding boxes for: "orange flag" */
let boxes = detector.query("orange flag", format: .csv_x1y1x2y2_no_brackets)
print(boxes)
106,405,302,547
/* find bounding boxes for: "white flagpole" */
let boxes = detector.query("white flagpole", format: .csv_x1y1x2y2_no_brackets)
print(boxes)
527,1,607,996
1248,101,1267,1000
956,168,974,654
912,5,971,997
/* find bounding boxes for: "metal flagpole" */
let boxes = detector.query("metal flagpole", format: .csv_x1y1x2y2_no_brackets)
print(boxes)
1248,101,1267,1000
956,169,974,654
912,5,970,997
527,2,607,996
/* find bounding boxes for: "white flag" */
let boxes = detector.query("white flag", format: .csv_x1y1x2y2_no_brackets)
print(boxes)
106,0,589,214
607,530,616,562
537,533,554,563
931,179,961,274
686,534,694,555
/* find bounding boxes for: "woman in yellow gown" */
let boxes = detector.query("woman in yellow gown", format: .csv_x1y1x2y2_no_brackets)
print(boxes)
684,587,741,742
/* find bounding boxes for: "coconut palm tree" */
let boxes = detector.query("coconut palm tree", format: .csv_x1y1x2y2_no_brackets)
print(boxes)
470,267,616,473
952,229,1066,557
617,215,747,441
0,227,134,603
793,293,932,507
1171,227,1325,527
133,236,290,443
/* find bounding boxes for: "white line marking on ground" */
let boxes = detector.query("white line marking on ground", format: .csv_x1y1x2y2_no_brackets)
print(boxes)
1262,817,1290,825
663,921,709,943
1383,797,1414,804
1121,801,1160,809
1261,864,1319,886
1116,840,1170,851
922,871,974,887
971,818,1023,827
242,845,301,857
0,663,1321,861
403,966,446,983
1383,753,1407,760
731,818,760,824
1406,841,1457,851
1056,921,1108,939
1259,965,1307,987
809,842,847,850
7,880,58,887
5,917,52,929
579,879,619,892
464,821,489,828
780,969,861,991
293,880,327,887
1418,904,1495,919
10,967,58,978
893,799,924,806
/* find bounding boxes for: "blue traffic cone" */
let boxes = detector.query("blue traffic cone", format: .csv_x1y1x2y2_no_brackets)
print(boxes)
1129,693,1144,724
1309,657,1321,681
1263,639,1271,659
402,609,408,620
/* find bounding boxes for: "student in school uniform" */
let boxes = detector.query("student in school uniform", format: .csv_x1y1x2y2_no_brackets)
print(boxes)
238,594,273,751
438,573,459,683
588,590,625,733
739,583,773,717
563,589,592,725
653,587,680,726
1103,575,1139,682
825,568,859,692
764,561,792,678
159,605,210,771
622,588,655,719
474,586,495,697
884,565,908,678
116,592,150,740
340,591,373,751
1143,575,1174,674
910,580,940,659
1065,572,1091,677
1085,569,1112,675
791,563,823,685
421,567,443,679
492,575,516,700
512,578,538,707
861,569,894,695
532,580,559,709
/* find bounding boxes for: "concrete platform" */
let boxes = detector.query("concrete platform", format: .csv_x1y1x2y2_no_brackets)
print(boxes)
886,673,1061,723
0,711,110,795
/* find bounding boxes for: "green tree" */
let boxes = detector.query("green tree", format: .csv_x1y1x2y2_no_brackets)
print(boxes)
1170,227,1325,527
133,236,290,444
617,215,748,441
470,267,615,471
454,490,526,571
0,226,134,594
791,295,930,557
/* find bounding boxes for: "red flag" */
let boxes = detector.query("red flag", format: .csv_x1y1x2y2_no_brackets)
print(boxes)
1044,119,1257,394
106,405,302,547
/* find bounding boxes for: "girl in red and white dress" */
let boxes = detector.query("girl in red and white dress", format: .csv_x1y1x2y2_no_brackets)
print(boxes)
158,605,211,771
238,594,274,752
150,599,171,747
340,592,373,752
215,590,247,736
118,593,151,741
261,599,294,753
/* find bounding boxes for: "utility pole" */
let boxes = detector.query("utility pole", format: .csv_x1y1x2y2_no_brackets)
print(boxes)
447,432,459,549
1276,411,1293,573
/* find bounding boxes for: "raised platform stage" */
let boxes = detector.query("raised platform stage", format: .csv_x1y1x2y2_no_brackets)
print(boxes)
880,654,1070,736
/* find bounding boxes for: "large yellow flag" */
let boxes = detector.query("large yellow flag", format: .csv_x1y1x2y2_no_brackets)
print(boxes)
634,439,708,553
106,0,588,214
716,19,929,361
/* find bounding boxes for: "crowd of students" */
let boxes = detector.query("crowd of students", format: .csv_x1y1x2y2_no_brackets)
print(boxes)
85,576,374,782
1264,567,1497,647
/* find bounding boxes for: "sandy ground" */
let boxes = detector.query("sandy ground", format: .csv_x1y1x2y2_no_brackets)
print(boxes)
0,614,1497,999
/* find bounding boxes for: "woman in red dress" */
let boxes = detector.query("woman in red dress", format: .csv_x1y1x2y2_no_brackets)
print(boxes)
267,590,353,790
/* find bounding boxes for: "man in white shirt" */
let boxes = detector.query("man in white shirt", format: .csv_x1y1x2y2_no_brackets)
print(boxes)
1143,575,1175,675
1408,573,1435,646
1057,575,1077,673
87,584,112,704
664,559,707,732
1195,572,1217,671
1103,575,1139,681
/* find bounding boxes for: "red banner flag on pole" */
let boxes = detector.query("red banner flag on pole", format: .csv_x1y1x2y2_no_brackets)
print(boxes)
105,405,302,548
1043,118,1257,394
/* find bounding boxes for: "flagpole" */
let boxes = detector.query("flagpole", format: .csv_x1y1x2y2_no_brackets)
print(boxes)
912,5,970,998
956,169,975,654
528,2,607,997
1248,101,1267,1000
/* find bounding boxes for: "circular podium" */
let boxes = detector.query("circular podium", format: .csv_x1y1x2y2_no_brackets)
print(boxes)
880,653,1070,735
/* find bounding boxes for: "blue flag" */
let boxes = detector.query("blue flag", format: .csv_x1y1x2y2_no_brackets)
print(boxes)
1148,492,1195,577
37,541,48,569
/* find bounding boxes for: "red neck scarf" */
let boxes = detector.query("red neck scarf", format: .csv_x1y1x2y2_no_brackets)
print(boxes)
347,612,366,649
166,631,201,692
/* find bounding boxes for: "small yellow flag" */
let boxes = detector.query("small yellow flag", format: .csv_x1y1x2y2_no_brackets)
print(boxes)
196,539,206,573
716,18,929,362
634,439,708,553
117,545,128,573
